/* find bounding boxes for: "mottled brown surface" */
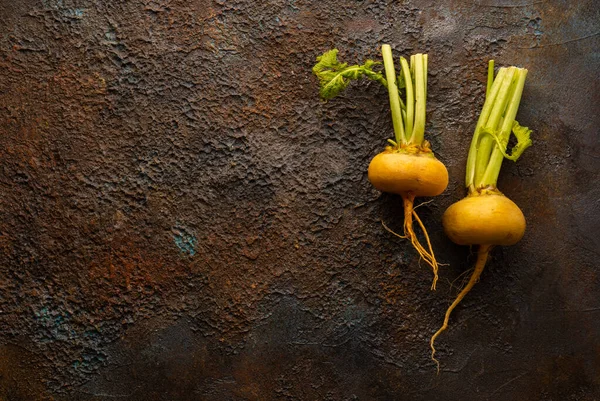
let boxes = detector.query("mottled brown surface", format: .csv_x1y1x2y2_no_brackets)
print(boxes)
1,0,599,400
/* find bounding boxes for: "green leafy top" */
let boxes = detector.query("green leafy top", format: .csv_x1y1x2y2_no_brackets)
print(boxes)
312,49,387,100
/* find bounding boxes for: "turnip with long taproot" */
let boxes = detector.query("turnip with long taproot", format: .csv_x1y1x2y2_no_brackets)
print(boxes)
430,60,533,370
312,45,448,289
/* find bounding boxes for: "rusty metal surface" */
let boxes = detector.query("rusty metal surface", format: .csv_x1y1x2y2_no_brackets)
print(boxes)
0,0,599,400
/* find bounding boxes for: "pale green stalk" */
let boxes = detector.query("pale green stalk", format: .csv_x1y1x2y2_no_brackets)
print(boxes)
424,54,428,100
486,60,495,96
465,67,507,190
411,54,426,145
400,57,414,141
381,44,406,145
480,69,528,186
474,67,517,186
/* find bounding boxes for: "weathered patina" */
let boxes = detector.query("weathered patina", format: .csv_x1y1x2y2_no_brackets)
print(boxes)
1,0,598,399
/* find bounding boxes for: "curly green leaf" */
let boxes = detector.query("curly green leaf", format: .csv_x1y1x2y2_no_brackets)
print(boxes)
481,121,532,162
312,49,387,100
507,121,533,161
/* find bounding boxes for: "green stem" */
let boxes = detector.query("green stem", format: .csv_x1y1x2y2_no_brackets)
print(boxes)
465,67,507,190
486,60,494,97
480,69,528,187
411,54,426,145
424,54,428,101
381,44,406,145
400,57,414,141
474,67,516,187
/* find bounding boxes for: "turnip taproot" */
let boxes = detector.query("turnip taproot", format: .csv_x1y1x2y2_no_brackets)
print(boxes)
313,46,448,288
430,61,532,370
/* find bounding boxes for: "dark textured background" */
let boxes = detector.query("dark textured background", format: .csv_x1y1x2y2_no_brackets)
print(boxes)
1,0,599,400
